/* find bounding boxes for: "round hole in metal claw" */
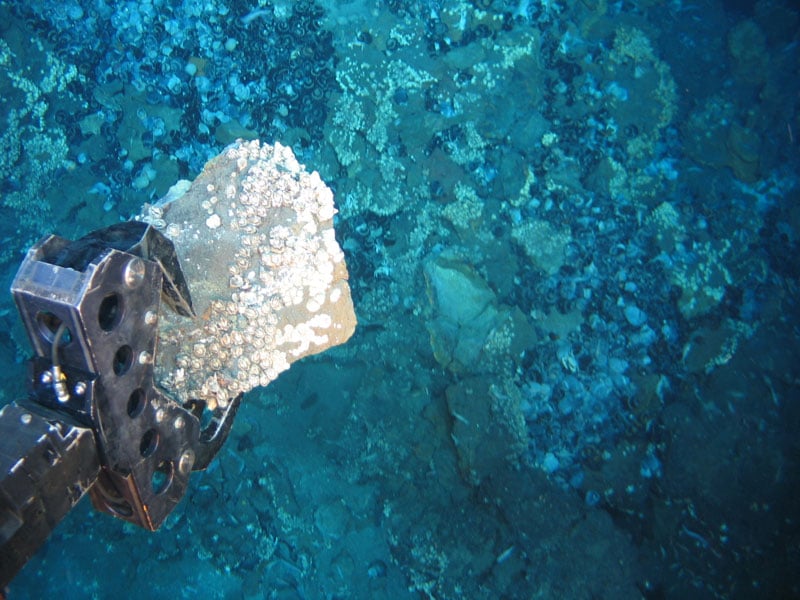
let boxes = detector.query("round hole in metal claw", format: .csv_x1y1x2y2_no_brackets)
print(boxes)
127,388,146,418
36,311,72,344
113,345,133,375
98,293,123,331
139,428,159,458
151,459,173,495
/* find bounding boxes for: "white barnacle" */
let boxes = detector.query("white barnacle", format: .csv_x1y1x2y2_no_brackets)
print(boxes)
317,198,335,222
206,213,222,229
240,289,258,307
309,313,333,329
165,223,181,238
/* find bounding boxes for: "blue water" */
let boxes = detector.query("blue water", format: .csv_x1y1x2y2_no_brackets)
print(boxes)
1,0,799,598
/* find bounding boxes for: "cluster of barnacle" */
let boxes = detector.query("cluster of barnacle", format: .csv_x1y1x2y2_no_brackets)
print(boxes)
152,141,349,409
164,283,295,407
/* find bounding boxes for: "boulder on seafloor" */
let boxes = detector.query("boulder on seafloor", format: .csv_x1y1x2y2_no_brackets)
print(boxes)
424,254,498,372
423,251,533,374
445,377,528,486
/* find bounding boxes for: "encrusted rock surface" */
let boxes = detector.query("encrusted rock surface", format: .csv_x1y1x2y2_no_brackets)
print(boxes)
141,139,356,408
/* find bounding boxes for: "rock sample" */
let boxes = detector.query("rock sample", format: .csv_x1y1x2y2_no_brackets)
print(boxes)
141,140,356,409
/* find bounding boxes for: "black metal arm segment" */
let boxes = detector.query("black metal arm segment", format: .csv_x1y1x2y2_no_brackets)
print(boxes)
0,403,99,588
0,223,241,589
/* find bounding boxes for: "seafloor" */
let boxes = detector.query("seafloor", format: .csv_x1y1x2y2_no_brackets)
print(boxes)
1,0,799,598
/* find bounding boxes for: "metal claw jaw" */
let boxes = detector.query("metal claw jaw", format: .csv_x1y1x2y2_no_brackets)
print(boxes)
11,223,241,531
184,392,243,471
45,220,196,317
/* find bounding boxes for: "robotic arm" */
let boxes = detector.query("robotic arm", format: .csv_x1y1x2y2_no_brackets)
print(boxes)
0,223,242,589
0,140,357,594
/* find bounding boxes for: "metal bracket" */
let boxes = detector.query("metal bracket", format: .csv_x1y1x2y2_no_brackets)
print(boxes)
10,223,239,531
0,403,99,588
